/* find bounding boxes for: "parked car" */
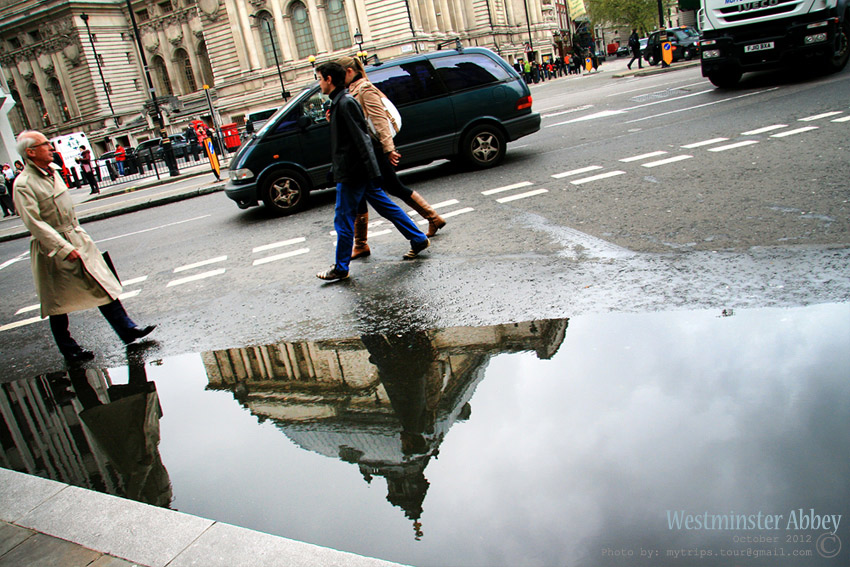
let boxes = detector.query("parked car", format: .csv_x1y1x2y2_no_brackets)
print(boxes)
644,27,700,66
245,107,280,134
165,134,189,159
135,138,162,164
98,147,139,175
226,47,541,215
616,44,630,57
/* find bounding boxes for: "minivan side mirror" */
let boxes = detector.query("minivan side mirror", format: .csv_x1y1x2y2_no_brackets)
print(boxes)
297,115,313,129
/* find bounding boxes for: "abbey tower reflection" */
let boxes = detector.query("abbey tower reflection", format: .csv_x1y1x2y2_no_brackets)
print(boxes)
202,319,568,537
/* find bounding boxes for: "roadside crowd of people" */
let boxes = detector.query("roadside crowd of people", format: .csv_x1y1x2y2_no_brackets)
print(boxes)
514,48,603,84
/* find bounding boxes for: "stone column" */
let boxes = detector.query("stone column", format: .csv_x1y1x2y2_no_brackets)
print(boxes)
270,3,295,61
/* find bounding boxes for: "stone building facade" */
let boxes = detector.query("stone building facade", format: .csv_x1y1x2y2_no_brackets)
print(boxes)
1,0,560,155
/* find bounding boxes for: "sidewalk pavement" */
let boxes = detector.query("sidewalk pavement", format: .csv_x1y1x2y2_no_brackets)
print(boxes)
0,467,407,567
0,161,227,244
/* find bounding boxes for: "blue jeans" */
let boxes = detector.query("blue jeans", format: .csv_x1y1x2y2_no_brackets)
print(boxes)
334,180,427,274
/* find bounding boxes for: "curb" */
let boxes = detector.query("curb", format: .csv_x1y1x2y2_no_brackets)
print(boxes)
611,60,701,78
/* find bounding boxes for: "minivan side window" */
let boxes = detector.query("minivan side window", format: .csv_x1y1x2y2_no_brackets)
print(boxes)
270,108,301,135
430,54,511,92
301,91,329,124
370,61,446,106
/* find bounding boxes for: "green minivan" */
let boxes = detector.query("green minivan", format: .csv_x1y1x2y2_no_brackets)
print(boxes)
225,47,541,214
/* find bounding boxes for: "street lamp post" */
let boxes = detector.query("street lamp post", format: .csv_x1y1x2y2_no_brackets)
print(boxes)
124,0,179,176
253,14,290,101
354,28,364,56
80,14,118,128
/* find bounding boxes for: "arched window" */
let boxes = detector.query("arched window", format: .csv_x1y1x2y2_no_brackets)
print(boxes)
289,1,316,59
198,41,215,87
27,83,50,127
326,0,351,51
152,55,173,96
174,48,197,93
257,12,278,67
48,77,71,122
10,89,30,130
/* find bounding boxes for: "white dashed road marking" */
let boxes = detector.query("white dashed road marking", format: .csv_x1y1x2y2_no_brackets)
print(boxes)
832,116,850,123
708,140,760,152
641,155,693,167
174,256,227,273
167,268,227,287
253,237,307,254
0,316,43,333
799,111,843,121
681,138,728,149
741,125,787,135
482,182,533,195
770,126,818,138
620,151,667,162
571,171,626,185
253,248,310,266
551,166,603,179
496,189,549,203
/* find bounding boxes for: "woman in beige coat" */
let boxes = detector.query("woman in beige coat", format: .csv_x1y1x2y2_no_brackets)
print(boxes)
337,56,446,259
13,131,156,362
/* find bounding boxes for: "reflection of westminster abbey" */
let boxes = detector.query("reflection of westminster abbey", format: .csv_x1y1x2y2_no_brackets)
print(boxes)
0,319,567,534
202,319,568,533
0,0,561,153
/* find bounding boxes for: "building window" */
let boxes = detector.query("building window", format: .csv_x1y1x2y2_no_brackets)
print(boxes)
326,0,351,51
28,83,50,127
28,30,41,43
48,77,72,122
136,9,149,22
257,12,278,67
152,55,173,96
175,48,197,92
289,1,316,59
8,37,21,49
159,1,173,14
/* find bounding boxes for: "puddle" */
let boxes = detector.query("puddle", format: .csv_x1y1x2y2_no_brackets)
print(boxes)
2,305,849,566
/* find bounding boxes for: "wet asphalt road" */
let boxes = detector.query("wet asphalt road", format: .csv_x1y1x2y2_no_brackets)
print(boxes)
1,60,848,380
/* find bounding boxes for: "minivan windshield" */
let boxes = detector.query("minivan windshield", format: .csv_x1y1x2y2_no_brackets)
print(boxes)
254,88,314,137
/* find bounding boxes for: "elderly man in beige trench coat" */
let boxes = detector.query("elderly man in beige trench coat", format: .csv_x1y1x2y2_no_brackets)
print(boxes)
13,130,156,362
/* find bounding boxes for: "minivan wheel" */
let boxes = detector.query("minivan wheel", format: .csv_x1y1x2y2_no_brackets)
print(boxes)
261,169,310,215
462,125,505,169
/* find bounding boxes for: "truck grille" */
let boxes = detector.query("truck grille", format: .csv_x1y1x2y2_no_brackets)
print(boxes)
714,0,801,24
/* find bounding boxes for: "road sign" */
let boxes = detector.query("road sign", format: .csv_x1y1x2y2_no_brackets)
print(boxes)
662,41,673,65
585,57,592,72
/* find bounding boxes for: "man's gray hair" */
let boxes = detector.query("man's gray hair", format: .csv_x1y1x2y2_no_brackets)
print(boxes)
16,130,43,159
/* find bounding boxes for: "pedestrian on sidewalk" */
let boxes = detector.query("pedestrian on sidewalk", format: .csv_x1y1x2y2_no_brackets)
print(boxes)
13,130,156,362
76,148,99,194
337,56,445,261
627,30,643,70
314,62,430,282
1,164,17,216
115,145,126,175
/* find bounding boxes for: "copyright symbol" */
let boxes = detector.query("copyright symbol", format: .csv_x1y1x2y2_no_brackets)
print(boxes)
815,533,841,559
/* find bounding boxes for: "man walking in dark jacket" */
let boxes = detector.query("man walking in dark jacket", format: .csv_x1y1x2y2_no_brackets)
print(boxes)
627,30,643,70
315,62,430,282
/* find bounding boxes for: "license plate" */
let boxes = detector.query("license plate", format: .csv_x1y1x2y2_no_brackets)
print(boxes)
744,42,774,53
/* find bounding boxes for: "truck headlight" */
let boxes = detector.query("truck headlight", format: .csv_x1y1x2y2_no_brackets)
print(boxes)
702,49,721,59
229,168,255,181
804,32,828,44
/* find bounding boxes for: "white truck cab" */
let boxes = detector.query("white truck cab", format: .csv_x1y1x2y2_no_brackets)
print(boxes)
699,0,849,86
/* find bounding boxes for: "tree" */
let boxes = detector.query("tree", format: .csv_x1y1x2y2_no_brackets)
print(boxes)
584,0,668,33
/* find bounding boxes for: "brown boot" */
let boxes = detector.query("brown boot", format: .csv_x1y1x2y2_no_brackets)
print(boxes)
403,191,446,237
351,212,371,259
